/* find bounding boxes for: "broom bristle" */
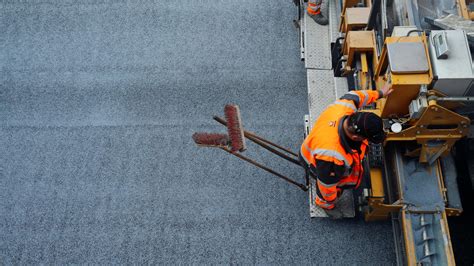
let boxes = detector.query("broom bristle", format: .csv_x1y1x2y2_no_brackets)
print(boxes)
224,104,246,152
192,132,229,148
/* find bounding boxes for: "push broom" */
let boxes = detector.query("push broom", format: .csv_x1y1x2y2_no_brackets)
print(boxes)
193,104,308,191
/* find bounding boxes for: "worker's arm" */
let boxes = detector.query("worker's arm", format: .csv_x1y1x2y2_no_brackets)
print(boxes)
339,90,381,108
315,159,345,203
339,84,392,109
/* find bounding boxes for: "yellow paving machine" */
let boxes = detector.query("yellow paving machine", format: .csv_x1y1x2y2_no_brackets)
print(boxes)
295,0,474,264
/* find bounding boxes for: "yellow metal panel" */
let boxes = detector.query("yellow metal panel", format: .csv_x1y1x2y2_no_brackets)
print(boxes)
369,168,384,197
384,100,470,162
343,31,376,71
341,7,371,33
435,159,449,206
346,8,371,25
343,0,360,8
457,0,470,19
440,212,456,265
360,52,368,73
341,0,371,12
375,35,433,118
391,74,431,85
344,31,376,51
401,210,417,265
375,36,433,79
381,84,421,117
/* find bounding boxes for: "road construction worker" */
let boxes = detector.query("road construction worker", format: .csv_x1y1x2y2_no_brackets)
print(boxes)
299,85,392,219
307,0,328,25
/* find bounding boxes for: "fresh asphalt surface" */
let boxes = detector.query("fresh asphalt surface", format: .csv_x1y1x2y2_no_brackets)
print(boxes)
0,1,395,264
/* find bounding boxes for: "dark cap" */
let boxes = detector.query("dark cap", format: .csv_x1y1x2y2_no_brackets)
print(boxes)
348,112,385,144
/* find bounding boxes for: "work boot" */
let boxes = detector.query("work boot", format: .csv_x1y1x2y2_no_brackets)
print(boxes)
324,208,344,219
308,12,328,25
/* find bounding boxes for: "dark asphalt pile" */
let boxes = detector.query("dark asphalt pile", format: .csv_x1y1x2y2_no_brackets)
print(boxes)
0,1,395,264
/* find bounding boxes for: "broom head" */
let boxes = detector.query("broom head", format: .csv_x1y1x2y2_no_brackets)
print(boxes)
224,104,246,152
192,132,229,148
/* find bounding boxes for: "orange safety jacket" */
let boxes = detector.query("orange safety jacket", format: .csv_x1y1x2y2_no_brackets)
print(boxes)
300,90,382,209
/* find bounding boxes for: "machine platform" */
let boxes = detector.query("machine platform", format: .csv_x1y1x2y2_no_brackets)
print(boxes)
303,10,331,69
302,1,352,218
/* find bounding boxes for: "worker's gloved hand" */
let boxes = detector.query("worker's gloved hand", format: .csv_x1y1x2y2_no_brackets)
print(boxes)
324,208,344,219
380,82,393,97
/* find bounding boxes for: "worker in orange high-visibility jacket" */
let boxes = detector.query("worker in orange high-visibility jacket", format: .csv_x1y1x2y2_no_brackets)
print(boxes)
299,85,392,219
307,0,328,25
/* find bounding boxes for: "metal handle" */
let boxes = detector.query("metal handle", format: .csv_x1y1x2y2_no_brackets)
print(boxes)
220,147,308,191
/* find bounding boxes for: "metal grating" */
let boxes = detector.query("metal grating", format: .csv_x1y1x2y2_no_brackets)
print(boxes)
307,69,336,125
303,10,331,69
329,0,342,43
303,1,355,218
309,178,356,218
334,77,349,99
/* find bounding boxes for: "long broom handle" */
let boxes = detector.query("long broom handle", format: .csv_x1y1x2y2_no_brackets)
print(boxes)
220,147,308,191
213,116,301,165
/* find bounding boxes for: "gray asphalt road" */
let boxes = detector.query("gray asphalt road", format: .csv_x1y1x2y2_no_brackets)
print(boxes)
0,1,395,264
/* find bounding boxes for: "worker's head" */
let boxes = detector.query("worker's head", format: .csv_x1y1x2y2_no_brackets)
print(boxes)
346,112,385,144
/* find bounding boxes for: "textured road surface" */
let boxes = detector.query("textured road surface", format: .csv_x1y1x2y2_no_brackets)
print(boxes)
0,1,395,264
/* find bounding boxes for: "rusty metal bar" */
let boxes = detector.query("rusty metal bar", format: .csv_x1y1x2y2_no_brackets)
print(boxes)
246,134,301,166
246,130,299,157
220,147,308,191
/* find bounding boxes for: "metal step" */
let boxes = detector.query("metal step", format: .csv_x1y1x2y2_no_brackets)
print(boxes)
307,69,336,125
309,178,356,218
334,77,349,99
328,0,342,43
303,8,331,69
303,1,354,218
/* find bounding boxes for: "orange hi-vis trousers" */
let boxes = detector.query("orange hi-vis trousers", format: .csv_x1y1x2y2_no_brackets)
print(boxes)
307,0,323,15
314,162,364,210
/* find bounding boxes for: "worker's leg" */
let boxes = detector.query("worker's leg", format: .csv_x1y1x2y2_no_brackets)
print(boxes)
307,0,328,25
314,185,336,209
299,152,343,218
317,185,344,219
